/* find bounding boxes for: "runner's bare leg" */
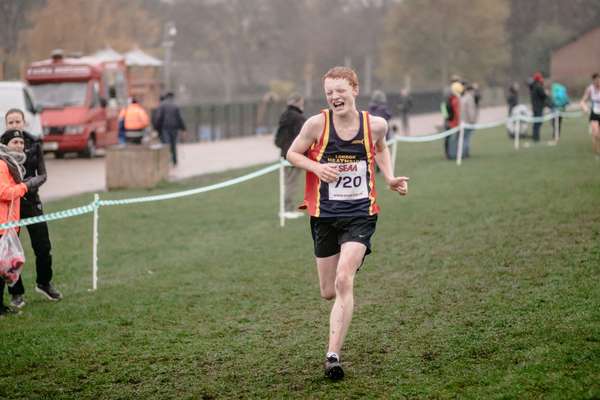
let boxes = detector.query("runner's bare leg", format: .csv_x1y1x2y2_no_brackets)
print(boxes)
328,242,367,354
317,254,339,300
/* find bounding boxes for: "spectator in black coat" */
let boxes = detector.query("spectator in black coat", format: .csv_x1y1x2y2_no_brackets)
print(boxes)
529,72,548,142
472,82,482,111
397,89,413,135
275,93,306,218
368,90,392,140
154,92,186,165
507,82,519,116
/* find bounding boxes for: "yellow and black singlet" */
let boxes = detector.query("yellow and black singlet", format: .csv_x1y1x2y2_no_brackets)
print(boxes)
300,109,379,218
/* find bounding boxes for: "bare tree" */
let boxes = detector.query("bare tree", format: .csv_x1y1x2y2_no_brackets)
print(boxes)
19,0,161,62
169,0,398,102
0,0,42,78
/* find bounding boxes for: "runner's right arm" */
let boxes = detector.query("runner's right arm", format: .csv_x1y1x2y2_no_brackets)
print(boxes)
287,115,339,183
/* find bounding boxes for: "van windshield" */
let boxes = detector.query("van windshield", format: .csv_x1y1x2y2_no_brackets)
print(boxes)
0,88,21,111
31,82,88,109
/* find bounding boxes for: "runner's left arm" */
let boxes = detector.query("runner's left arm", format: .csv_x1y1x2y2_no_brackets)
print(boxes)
371,116,409,196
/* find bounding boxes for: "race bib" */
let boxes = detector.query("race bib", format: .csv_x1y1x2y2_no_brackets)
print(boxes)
328,161,369,201
593,102,600,114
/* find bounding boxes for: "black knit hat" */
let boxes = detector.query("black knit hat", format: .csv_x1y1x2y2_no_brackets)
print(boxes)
1,129,25,145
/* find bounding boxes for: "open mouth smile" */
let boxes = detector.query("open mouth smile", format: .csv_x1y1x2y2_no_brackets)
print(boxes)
332,100,345,110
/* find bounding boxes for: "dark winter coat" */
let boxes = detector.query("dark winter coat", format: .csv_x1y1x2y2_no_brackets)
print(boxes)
397,95,413,116
507,87,519,114
529,81,548,115
368,102,392,122
275,105,306,158
154,100,186,132
22,131,46,204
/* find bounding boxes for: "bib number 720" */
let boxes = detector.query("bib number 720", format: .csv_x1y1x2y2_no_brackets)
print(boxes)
328,161,369,200
335,175,362,188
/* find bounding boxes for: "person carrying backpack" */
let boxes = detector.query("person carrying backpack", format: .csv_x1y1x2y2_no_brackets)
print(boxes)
551,81,570,138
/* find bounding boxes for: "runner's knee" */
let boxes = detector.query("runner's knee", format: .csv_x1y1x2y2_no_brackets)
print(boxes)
320,287,335,300
334,272,353,296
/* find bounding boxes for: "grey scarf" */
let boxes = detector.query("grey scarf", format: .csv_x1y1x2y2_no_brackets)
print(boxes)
0,144,26,183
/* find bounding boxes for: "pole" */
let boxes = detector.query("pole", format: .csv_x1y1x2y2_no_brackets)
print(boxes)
456,122,465,166
364,54,372,95
553,112,559,142
279,159,285,227
164,42,173,92
391,137,398,175
514,118,520,150
92,193,99,291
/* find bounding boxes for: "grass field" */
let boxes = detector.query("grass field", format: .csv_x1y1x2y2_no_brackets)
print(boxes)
1,117,599,399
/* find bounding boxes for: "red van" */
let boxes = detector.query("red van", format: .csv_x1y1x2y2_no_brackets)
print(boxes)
26,51,128,158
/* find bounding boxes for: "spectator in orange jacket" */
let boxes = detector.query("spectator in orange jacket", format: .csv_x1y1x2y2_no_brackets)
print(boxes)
0,130,37,316
118,98,150,144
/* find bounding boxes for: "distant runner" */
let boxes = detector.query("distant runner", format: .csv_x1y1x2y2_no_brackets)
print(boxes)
579,72,600,159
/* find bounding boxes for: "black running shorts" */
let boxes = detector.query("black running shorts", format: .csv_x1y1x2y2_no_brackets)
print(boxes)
590,111,600,122
310,215,378,258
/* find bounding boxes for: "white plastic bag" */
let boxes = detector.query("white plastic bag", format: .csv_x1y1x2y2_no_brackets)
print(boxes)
0,202,25,286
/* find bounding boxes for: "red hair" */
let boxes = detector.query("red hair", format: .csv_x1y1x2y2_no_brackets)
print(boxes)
322,66,359,90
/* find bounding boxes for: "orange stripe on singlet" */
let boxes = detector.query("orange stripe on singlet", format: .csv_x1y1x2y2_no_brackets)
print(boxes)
362,112,377,215
314,110,330,217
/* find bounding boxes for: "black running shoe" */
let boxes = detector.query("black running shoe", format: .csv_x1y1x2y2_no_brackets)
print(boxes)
10,294,25,309
0,305,20,317
35,284,62,301
324,355,344,380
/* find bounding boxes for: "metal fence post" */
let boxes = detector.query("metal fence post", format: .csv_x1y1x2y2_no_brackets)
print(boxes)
456,123,465,166
92,193,99,291
279,159,285,227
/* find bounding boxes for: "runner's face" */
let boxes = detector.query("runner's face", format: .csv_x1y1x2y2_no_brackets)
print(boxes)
5,112,25,130
594,77,600,88
324,78,357,116
7,137,25,153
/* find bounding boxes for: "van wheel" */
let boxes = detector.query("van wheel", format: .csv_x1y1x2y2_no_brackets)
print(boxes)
80,137,96,158
54,152,65,159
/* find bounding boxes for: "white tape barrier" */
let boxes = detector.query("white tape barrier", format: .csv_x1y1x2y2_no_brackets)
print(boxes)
389,126,460,144
389,110,583,144
98,163,281,207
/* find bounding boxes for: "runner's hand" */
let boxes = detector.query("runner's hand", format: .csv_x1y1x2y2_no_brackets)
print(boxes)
315,163,339,183
387,176,409,196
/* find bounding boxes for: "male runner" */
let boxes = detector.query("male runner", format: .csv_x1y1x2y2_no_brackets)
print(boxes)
287,66,409,380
